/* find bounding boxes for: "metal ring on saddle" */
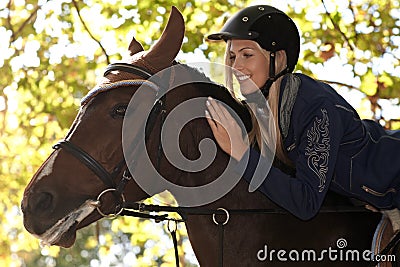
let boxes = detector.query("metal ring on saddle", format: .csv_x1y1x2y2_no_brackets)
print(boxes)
212,207,230,225
96,188,126,217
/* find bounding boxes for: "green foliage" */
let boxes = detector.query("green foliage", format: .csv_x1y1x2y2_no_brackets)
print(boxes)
1,0,399,266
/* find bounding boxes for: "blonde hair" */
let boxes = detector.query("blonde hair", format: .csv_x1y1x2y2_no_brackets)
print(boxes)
224,40,293,167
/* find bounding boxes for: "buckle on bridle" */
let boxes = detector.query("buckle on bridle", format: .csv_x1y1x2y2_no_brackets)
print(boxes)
96,188,126,218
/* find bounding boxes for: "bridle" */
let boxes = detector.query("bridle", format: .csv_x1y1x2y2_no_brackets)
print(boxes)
51,62,393,267
51,62,196,266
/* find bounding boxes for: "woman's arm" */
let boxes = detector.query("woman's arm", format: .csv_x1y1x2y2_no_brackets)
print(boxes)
206,96,344,220
239,100,344,220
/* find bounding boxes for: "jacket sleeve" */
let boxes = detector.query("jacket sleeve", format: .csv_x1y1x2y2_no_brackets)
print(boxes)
236,100,343,220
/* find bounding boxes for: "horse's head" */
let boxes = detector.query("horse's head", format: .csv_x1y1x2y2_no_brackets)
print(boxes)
21,7,185,248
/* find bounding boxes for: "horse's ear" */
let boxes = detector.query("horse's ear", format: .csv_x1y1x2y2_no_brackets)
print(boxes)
128,37,144,56
144,6,184,71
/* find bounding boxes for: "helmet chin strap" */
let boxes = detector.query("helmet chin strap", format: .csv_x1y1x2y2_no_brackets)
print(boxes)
259,51,288,98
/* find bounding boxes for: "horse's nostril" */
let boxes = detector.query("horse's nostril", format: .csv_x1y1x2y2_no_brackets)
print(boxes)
32,192,54,213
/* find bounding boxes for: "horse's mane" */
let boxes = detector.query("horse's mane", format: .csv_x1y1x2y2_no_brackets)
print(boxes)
173,61,253,133
173,61,227,91
175,61,213,80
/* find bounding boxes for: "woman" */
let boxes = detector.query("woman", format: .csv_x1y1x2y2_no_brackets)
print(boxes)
205,5,400,221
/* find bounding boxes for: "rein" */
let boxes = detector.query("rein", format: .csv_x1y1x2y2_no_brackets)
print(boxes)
118,199,376,267
53,62,398,267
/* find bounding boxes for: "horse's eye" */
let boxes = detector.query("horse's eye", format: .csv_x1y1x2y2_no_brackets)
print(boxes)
112,104,128,118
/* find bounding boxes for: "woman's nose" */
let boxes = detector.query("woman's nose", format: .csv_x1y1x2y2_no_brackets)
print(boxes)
232,62,246,77
232,59,241,70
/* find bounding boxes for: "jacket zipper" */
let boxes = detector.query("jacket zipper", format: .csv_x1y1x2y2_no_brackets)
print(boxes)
286,142,296,152
361,185,396,197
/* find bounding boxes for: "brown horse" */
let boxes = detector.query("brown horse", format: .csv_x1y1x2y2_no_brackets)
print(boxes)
22,6,385,266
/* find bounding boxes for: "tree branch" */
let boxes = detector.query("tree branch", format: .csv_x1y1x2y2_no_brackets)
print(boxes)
348,1,359,44
10,1,43,43
321,0,355,51
6,0,12,34
72,0,110,64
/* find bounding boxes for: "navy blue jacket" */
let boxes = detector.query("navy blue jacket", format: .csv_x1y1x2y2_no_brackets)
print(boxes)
238,73,400,220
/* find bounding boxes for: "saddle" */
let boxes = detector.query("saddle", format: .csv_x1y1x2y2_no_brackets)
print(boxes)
372,209,400,266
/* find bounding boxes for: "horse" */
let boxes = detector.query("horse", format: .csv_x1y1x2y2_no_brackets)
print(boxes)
21,6,387,266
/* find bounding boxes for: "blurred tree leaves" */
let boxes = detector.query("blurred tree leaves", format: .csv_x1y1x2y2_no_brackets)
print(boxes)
0,0,399,266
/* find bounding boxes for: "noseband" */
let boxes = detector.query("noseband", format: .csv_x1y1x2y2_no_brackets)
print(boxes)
53,140,122,189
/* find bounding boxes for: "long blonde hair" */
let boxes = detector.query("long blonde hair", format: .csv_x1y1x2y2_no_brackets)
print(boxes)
224,40,293,167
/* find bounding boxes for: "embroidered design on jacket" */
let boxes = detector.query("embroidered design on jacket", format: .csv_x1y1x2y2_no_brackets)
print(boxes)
305,109,330,192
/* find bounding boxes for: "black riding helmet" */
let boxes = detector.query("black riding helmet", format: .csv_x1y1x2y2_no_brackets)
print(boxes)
207,5,300,94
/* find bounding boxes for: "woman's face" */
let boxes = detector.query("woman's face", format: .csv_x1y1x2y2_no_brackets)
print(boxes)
229,39,269,95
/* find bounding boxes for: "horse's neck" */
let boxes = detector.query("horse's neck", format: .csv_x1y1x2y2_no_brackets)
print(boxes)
151,75,258,206
167,114,278,209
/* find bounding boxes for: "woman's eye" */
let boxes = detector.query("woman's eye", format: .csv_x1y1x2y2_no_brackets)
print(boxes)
243,53,253,58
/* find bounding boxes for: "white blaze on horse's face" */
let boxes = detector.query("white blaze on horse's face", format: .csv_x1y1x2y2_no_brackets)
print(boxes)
35,105,88,183
35,150,59,182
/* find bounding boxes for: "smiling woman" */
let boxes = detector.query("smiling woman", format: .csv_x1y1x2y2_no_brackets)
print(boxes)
205,4,400,221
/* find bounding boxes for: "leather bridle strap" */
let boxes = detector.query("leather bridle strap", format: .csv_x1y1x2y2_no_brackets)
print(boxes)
104,63,153,79
53,140,117,188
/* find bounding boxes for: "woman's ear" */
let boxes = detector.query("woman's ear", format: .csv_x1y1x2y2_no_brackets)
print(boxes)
275,50,288,72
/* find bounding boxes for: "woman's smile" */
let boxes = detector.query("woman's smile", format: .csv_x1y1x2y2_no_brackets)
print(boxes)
235,73,251,82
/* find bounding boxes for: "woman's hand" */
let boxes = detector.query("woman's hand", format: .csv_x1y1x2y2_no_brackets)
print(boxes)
205,97,248,161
